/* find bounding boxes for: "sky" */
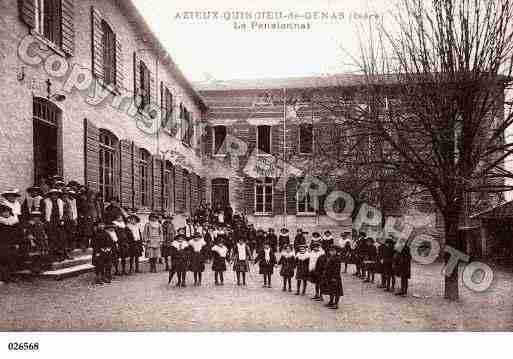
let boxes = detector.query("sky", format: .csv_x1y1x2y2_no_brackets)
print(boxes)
132,0,389,82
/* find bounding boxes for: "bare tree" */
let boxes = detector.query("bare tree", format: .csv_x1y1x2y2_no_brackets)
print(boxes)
330,0,513,300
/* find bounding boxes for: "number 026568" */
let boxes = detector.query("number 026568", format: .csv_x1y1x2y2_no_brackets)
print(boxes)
8,342,39,351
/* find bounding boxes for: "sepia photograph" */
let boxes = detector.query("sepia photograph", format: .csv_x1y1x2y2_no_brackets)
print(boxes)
0,0,512,355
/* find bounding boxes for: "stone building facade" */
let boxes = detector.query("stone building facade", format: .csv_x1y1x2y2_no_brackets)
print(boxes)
0,0,207,221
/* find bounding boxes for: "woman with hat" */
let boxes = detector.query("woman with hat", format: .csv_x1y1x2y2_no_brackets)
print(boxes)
323,245,344,309
21,186,43,221
143,212,163,273
0,203,21,282
278,228,290,252
78,190,102,251
211,237,228,285
126,214,143,273
1,189,22,224
43,188,66,261
62,188,78,257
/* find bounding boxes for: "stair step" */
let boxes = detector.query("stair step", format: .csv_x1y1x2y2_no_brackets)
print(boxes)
48,254,93,271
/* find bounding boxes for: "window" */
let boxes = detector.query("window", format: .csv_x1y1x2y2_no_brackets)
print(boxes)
99,130,118,202
139,149,151,207
139,61,151,109
102,20,116,86
257,125,271,155
297,182,317,214
180,104,193,146
255,178,273,214
35,0,62,46
299,123,313,154
163,161,173,211
213,125,226,155
163,87,173,129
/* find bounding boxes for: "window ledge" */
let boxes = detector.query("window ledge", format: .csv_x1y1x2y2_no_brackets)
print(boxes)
212,153,227,158
94,77,120,96
298,152,313,156
30,30,67,58
253,212,273,217
296,212,317,217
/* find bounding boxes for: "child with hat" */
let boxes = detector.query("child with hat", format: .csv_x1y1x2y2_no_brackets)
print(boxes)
321,230,334,252
293,228,306,253
169,228,189,287
43,189,66,261
266,228,278,253
126,214,143,273
254,241,277,288
363,237,377,283
310,232,321,250
189,232,207,286
324,245,344,309
1,189,22,224
211,237,228,285
21,210,49,273
113,214,130,275
161,215,175,271
295,244,309,295
92,221,115,284
278,244,295,292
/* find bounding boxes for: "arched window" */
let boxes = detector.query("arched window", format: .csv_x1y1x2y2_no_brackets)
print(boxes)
139,148,151,207
99,129,119,201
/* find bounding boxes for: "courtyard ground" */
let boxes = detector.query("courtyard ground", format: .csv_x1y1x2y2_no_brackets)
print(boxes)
0,261,511,331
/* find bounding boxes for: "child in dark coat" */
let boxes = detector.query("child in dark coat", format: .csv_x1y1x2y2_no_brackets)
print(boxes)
169,229,189,287
92,221,115,284
324,246,344,309
254,242,277,288
211,239,228,285
295,245,309,295
278,244,295,292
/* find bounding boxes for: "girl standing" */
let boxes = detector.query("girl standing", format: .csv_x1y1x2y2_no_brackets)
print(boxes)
126,214,143,273
255,242,277,288
232,237,251,286
295,245,309,295
143,213,163,273
189,233,206,286
211,239,228,285
308,242,326,300
169,229,189,287
324,246,344,309
278,244,295,292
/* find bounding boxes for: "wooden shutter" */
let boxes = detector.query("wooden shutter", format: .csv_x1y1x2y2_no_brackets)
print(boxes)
204,125,213,156
91,6,104,80
152,155,163,212
84,118,100,193
19,0,35,28
286,176,297,214
119,140,133,209
243,177,254,215
174,165,184,213
115,35,124,90
273,179,284,215
133,52,141,104
149,67,156,105
61,0,74,56
132,143,141,209
272,125,282,156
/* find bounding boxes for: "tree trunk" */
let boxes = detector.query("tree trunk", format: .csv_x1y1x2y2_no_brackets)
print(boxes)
443,213,460,301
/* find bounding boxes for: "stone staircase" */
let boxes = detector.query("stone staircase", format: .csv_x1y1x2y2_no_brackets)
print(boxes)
17,249,148,281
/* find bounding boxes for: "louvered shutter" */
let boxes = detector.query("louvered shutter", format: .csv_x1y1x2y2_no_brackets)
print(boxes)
115,35,124,90
243,177,254,215
152,155,163,212
119,140,133,209
91,6,104,80
132,143,141,208
61,0,74,56
84,118,100,193
149,67,156,106
273,179,284,215
174,165,184,213
286,176,297,214
133,52,141,105
204,125,213,156
18,0,35,28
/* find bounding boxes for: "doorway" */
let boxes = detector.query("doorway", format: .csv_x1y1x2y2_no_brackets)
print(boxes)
211,178,229,211
33,98,61,182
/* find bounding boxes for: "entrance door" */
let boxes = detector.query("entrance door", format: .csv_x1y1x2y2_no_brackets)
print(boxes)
211,178,229,210
33,98,60,182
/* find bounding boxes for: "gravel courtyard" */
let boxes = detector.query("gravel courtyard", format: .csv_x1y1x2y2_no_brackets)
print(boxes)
1,262,511,331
